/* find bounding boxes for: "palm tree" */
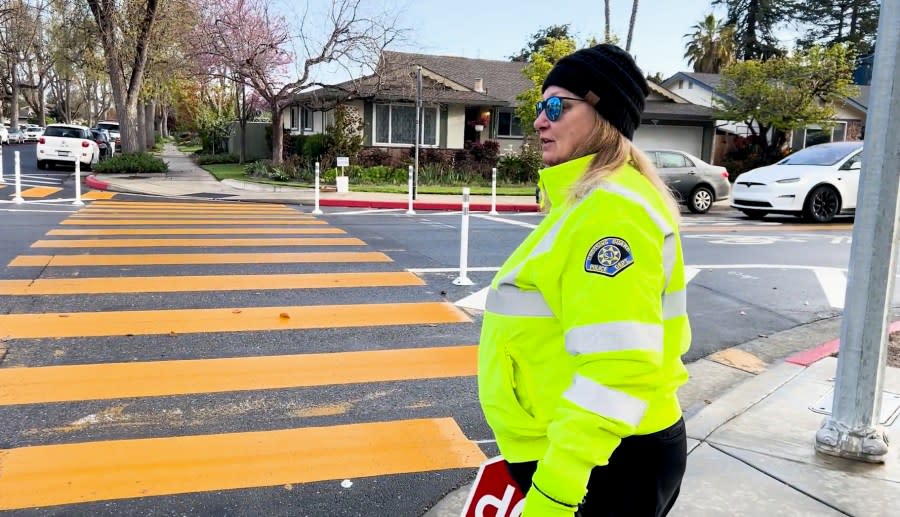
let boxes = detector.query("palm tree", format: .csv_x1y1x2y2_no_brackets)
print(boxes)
683,14,737,73
626,0,639,52
604,0,611,43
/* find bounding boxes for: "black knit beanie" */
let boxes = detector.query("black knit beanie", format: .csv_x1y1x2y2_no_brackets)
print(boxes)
542,44,649,140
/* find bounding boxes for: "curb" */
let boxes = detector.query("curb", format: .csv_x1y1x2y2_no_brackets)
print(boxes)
85,175,109,190
785,319,900,366
318,199,539,212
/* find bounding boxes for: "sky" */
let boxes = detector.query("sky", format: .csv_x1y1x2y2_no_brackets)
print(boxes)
281,0,801,86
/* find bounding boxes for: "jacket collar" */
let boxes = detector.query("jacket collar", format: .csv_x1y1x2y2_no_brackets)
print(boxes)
538,154,595,209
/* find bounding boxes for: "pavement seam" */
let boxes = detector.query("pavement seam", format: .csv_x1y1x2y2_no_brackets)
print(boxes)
705,442,853,516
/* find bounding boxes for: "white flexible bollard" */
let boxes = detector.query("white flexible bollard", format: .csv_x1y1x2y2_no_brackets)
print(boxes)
406,165,415,215
0,145,5,184
13,151,24,204
453,187,474,286
73,158,84,206
311,161,323,215
489,167,499,215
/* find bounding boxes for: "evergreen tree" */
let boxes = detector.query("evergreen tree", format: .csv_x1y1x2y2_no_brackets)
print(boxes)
510,24,573,62
789,0,880,55
713,0,787,60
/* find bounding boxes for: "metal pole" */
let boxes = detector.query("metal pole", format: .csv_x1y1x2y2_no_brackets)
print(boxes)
73,158,84,206
406,165,416,215
13,151,24,204
453,187,474,286
815,0,899,463
414,66,422,200
311,162,323,215
490,167,499,215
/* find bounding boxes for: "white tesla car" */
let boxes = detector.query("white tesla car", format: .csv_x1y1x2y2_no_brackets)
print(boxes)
731,141,864,223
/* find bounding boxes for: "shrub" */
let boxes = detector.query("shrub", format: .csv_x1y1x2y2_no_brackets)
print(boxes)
93,153,168,174
357,148,392,167
498,144,543,184
195,153,240,165
245,161,269,177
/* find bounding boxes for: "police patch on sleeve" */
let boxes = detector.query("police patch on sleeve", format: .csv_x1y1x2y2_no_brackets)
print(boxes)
584,237,634,277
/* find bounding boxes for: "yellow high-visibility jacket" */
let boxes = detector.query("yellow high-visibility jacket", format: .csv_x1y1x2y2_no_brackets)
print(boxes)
478,154,691,512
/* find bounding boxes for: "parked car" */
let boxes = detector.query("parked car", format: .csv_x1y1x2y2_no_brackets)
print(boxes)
0,126,7,144
91,129,113,160
731,141,864,223
7,128,25,144
645,149,731,214
23,125,43,142
36,124,100,170
95,121,120,150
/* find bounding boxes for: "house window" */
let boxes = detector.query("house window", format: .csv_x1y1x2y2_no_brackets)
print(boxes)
374,104,438,145
497,110,523,137
803,122,848,148
678,80,684,89
301,108,313,131
289,108,298,130
831,122,847,142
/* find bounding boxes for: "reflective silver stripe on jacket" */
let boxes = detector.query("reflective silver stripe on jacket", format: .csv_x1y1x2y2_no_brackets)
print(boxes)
662,289,687,320
565,322,663,355
485,285,554,317
563,374,648,425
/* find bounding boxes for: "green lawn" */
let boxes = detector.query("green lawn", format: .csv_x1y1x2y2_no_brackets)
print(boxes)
200,163,536,196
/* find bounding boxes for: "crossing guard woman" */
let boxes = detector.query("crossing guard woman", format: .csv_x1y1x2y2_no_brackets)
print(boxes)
478,44,691,516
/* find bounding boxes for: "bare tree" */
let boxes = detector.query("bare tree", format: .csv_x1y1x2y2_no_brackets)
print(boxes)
0,0,45,129
604,0,611,43
192,0,402,163
85,0,162,152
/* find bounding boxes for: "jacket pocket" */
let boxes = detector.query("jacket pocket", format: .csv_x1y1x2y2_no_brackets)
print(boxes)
480,343,544,439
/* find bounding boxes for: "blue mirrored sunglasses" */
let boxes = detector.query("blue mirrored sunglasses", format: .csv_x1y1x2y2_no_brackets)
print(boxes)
535,96,587,122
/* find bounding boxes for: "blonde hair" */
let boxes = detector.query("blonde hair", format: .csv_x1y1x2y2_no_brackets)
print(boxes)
563,114,680,223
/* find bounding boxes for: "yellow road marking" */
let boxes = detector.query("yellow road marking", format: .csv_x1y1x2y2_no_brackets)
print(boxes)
0,418,485,510
89,201,286,209
77,208,299,215
69,213,311,220
0,302,470,339
80,191,117,200
47,227,345,236
0,345,474,404
0,271,424,295
31,237,365,248
20,186,62,198
9,251,391,267
61,219,325,225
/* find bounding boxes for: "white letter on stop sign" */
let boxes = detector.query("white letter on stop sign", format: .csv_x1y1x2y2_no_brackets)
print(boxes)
474,484,524,517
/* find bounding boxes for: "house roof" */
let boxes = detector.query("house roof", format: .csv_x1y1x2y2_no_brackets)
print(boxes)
642,101,715,122
662,72,722,92
848,85,870,110
380,51,531,105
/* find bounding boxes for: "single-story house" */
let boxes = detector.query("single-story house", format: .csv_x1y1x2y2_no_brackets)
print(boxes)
661,72,867,159
283,51,718,162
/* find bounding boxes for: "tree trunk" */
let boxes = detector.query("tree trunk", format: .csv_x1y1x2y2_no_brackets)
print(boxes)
271,101,284,164
145,100,156,149
137,101,148,152
10,70,20,130
626,0,639,52
37,81,46,127
239,85,247,164
161,102,169,138
604,0,611,43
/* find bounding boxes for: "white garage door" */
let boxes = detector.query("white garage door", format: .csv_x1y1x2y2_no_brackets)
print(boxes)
633,125,703,158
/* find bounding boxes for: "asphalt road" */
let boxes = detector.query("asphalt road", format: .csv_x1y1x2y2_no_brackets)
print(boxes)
0,197,884,516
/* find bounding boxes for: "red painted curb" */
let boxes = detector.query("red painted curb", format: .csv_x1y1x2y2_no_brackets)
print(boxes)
317,199,539,212
85,175,109,190
785,320,900,366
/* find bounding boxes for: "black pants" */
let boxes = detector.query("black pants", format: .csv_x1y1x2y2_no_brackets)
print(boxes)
505,417,687,517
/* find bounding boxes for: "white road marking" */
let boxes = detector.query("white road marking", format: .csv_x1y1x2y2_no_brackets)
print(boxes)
472,214,538,229
685,267,701,284
408,267,501,274
328,208,405,215
813,268,847,309
455,286,490,311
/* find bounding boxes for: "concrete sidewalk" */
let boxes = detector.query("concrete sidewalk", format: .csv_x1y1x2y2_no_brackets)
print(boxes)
426,316,900,517
86,144,540,211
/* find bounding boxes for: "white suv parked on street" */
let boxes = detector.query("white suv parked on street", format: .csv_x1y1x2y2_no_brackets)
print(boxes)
36,124,100,170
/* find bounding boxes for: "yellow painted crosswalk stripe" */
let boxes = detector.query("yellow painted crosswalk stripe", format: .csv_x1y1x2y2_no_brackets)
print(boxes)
89,201,287,208
0,271,424,295
61,218,325,225
9,251,391,267
47,227,345,236
80,191,117,200
31,237,365,248
0,302,470,339
20,186,62,198
0,418,486,510
0,345,475,405
69,213,311,220
78,208,298,215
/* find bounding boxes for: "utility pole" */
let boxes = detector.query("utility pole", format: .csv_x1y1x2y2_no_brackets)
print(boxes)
814,0,900,463
413,65,423,200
